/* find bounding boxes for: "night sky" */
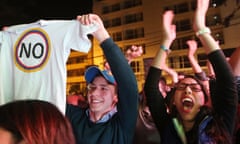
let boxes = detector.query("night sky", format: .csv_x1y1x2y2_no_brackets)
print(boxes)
0,0,93,28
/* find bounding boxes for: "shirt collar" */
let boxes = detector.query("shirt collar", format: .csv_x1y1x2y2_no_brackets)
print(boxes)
86,106,117,123
4,20,47,34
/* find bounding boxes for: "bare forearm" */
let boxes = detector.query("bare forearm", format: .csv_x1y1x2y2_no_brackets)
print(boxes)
188,55,203,73
197,33,220,54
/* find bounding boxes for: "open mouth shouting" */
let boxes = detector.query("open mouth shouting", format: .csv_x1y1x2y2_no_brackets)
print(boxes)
181,97,194,113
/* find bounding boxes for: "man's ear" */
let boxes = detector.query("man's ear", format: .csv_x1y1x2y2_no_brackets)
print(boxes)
113,95,118,104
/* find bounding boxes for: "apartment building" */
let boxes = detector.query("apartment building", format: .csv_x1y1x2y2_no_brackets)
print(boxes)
66,0,240,93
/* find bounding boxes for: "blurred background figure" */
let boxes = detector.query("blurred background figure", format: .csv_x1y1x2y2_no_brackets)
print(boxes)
125,45,143,64
133,76,171,144
0,100,75,144
104,44,143,72
67,85,88,108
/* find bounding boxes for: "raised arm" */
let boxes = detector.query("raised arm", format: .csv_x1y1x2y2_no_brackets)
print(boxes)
187,40,208,81
125,45,143,64
229,47,240,77
144,10,176,132
193,0,220,54
194,0,237,135
77,14,109,43
104,44,143,71
151,11,176,69
78,14,139,138
187,40,202,73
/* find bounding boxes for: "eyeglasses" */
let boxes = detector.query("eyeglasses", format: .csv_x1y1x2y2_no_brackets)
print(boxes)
175,83,202,92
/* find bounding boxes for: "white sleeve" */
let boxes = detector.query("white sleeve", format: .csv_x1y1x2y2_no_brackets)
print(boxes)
64,20,99,53
0,32,2,52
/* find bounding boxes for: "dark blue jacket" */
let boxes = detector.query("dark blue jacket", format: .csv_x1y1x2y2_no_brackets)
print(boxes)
66,38,139,144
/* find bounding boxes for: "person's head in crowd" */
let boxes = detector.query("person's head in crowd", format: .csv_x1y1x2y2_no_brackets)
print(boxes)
0,100,75,144
158,76,171,98
103,44,143,71
85,66,118,122
169,75,209,115
167,73,232,143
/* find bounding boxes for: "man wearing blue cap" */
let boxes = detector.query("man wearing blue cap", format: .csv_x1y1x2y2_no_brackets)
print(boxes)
66,14,139,144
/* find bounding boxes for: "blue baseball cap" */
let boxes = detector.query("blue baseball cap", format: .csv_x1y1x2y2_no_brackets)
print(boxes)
85,66,116,85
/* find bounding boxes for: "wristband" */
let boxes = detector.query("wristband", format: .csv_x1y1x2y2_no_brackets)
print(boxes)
160,45,171,54
196,27,211,36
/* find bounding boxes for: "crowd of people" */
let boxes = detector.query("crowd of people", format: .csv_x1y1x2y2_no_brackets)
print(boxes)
0,0,239,143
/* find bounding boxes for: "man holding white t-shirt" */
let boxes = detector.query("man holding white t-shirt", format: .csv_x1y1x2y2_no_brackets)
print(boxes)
0,19,98,113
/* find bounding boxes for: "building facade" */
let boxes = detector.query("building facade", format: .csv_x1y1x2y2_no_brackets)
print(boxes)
66,0,240,93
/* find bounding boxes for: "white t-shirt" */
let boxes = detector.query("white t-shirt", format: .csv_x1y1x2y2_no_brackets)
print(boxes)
0,20,98,113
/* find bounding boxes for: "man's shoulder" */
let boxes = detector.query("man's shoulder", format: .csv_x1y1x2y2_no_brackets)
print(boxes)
66,104,86,117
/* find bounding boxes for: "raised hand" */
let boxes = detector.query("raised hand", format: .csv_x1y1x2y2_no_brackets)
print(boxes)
187,40,198,57
194,0,210,31
125,45,143,63
162,10,176,46
77,14,110,43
